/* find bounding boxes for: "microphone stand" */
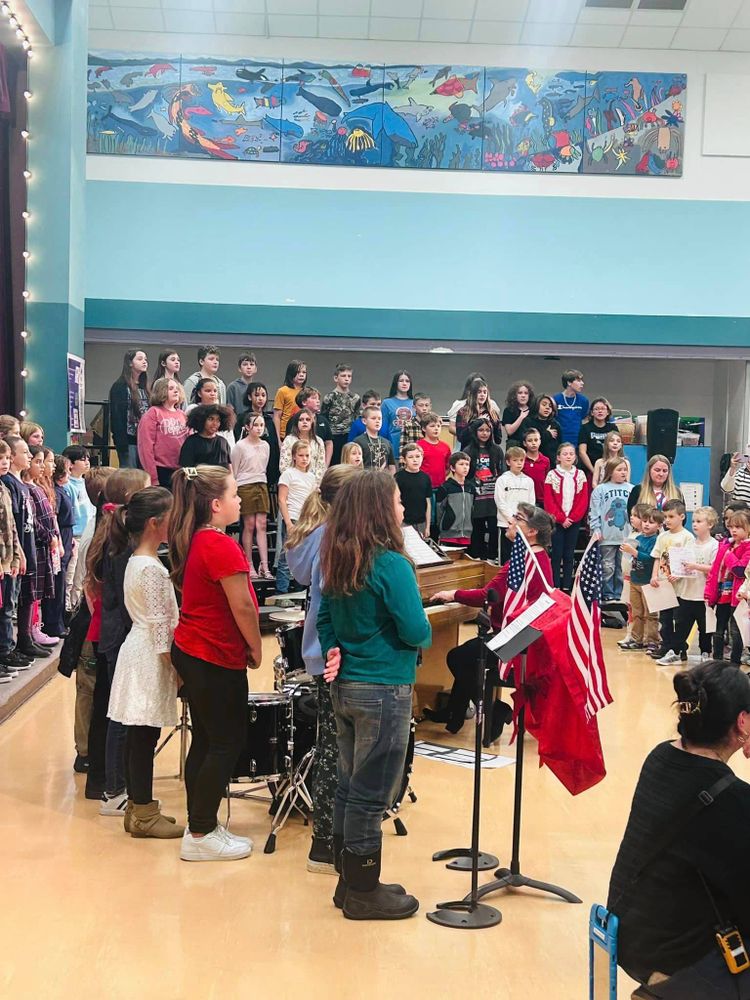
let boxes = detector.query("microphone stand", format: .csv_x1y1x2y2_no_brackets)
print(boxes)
427,592,502,929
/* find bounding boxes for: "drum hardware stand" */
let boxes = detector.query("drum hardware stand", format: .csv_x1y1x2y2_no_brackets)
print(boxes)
263,746,315,854
467,643,581,908
154,697,191,782
427,596,503,930
383,718,417,837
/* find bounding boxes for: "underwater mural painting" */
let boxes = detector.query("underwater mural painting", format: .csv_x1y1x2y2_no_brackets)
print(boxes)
87,52,686,178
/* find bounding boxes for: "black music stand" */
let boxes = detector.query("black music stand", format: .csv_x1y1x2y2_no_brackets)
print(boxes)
468,625,581,907
426,601,506,929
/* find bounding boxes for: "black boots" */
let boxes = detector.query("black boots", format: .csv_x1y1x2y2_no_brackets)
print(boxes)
340,849,418,921
483,699,513,747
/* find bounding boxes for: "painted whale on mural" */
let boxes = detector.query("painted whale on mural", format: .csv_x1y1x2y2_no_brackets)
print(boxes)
341,102,417,149
297,86,341,117
262,114,304,137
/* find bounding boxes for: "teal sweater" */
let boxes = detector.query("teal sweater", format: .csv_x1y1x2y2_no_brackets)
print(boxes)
317,549,432,685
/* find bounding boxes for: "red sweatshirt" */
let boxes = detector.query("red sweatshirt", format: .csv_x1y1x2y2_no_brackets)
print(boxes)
523,454,550,504
417,438,452,489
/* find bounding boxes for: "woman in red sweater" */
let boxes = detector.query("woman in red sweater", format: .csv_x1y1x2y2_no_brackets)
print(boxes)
137,378,188,488
427,503,554,738
169,465,262,863
543,442,589,592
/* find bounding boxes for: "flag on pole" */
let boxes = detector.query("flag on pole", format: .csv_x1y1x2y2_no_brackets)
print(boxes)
498,530,546,681
568,537,613,720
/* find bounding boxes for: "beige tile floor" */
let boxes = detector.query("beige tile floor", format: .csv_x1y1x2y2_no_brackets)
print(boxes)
2,629,746,1000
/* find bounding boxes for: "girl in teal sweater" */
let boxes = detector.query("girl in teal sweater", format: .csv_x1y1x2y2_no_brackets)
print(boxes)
318,470,431,922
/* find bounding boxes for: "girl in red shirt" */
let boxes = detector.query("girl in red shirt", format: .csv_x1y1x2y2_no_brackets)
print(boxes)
543,442,589,592
169,465,262,863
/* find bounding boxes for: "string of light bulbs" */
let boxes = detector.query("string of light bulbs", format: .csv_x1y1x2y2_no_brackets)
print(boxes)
1,1,33,417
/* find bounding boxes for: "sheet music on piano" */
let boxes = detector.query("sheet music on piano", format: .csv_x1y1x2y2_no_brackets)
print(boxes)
486,593,555,654
402,525,450,567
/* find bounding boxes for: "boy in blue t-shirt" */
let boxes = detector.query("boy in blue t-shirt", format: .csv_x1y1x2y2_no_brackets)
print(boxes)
553,369,590,447
618,508,664,651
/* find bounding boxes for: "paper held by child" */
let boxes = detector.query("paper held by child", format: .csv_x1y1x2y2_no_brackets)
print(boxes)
642,578,680,613
734,599,750,647
668,546,697,578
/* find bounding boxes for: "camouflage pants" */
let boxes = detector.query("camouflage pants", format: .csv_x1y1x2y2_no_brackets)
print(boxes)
313,675,337,848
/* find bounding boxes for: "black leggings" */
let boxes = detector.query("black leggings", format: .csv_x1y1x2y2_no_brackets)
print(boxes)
125,726,160,805
713,604,744,664
171,644,248,835
445,637,503,725
469,517,498,560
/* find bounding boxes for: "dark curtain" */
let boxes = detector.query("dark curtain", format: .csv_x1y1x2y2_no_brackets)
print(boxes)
0,43,27,415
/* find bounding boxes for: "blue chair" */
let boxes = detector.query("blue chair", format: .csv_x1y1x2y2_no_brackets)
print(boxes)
589,904,660,1000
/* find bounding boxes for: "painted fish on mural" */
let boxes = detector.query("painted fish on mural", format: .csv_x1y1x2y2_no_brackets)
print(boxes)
431,73,480,98
263,114,304,137
146,63,177,78
236,67,270,83
191,66,217,76
208,82,246,116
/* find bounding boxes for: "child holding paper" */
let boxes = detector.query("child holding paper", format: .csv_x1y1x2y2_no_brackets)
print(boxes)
619,508,663,652
706,509,750,664
665,506,719,664
617,503,650,649
649,500,694,663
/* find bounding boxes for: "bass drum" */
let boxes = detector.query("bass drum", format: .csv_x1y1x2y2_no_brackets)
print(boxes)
232,692,291,781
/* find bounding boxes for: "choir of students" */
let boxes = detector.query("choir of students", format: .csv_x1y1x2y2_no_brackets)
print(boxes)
1,348,745,912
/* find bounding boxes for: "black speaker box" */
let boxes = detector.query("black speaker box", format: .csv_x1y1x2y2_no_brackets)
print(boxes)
646,408,679,464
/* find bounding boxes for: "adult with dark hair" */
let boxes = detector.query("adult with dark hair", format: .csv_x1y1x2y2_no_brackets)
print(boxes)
273,360,307,440
226,353,258,418
608,660,750,998
577,397,616,479
183,345,226,405
136,378,188,488
150,351,182,392
428,503,553,736
109,350,149,468
523,393,562,467
502,380,536,448
318,470,430,920
552,369,589,449
238,382,280,486
381,371,415,459
179,406,233,469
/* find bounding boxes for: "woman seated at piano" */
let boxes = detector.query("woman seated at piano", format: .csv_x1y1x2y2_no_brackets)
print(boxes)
427,503,554,740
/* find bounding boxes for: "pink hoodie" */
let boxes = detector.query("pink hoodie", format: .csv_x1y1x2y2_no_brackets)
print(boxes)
705,537,750,606
137,406,188,485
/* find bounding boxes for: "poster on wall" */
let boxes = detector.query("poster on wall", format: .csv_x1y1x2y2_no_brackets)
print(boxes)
67,354,85,433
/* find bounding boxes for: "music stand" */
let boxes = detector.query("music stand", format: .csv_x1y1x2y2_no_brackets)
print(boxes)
468,623,581,907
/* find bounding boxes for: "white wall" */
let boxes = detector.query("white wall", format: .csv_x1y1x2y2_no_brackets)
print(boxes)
87,31,750,202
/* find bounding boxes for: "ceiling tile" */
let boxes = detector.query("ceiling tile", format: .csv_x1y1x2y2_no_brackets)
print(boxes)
628,9,683,27
162,0,213,10
162,8,214,30
570,22,625,45
213,0,265,11
214,11,266,33
267,12,318,34
520,20,575,43
371,0,423,16
577,7,631,25
474,0,529,18
735,0,750,28
88,5,114,28
671,25,728,48
109,0,160,8
422,0,475,17
319,0,369,14
469,18,522,41
110,6,165,29
620,24,676,46
722,27,750,47
419,18,471,41
267,0,317,13
682,0,742,27
369,16,421,38
318,14,369,36
526,0,582,23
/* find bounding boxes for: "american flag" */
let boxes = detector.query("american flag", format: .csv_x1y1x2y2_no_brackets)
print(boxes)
497,531,537,681
568,537,613,719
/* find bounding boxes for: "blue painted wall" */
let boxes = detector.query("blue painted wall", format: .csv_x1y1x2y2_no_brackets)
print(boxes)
87,182,750,326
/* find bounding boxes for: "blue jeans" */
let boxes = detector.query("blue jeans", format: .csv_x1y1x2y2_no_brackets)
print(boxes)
331,680,413,855
551,521,581,591
0,575,19,655
600,544,623,600
274,518,292,594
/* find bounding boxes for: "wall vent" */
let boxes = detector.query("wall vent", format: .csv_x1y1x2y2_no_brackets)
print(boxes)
585,0,633,8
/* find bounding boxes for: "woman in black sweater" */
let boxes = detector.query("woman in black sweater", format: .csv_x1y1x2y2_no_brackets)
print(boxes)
608,661,750,997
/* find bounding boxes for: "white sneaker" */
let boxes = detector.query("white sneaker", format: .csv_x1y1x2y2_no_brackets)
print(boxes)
99,791,128,816
217,825,253,850
180,826,252,862
656,651,680,666
700,652,711,663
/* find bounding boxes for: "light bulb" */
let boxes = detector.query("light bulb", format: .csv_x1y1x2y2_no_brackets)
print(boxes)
19,409,27,418
20,330,28,338
20,369,28,378
20,129,29,139
26,49,33,58
1,4,10,16
22,39,29,50
23,169,30,179
22,250,29,259
23,90,31,100
15,27,23,38
22,289,29,299
21,210,29,219
9,15,17,27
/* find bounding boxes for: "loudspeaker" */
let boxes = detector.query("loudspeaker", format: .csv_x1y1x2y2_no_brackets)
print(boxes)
647,408,679,464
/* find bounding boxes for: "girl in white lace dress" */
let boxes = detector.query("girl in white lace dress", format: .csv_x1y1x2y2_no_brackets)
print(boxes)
107,487,183,839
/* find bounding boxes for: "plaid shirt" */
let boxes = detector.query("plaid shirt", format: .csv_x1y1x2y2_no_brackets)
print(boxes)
399,414,425,464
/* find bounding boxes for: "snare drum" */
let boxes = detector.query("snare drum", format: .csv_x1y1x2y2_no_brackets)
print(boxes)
276,622,306,676
232,692,291,781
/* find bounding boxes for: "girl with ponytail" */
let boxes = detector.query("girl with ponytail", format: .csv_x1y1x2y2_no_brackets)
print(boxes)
107,487,183,840
169,465,262,863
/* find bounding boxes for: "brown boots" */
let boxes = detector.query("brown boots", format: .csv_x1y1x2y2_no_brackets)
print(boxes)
128,800,184,839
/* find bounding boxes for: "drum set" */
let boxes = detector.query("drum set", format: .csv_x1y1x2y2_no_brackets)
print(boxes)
227,609,418,852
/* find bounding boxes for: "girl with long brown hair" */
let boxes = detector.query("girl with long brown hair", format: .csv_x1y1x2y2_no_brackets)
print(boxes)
109,350,150,468
318,470,430,920
169,465,262,862
286,464,359,875
455,378,502,448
